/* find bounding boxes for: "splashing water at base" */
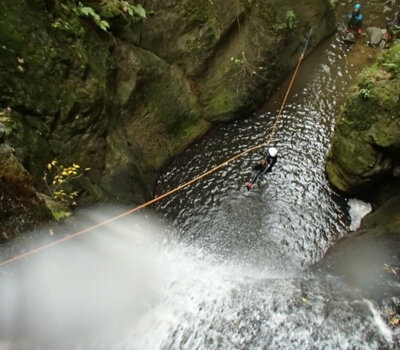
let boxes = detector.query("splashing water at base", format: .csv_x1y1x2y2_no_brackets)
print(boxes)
348,199,373,231
364,299,394,345
0,208,396,349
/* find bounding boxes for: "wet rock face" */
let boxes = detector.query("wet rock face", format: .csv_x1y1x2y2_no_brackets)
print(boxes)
366,27,383,47
323,43,400,304
321,196,400,298
0,137,51,242
140,0,337,122
326,44,400,194
0,0,336,206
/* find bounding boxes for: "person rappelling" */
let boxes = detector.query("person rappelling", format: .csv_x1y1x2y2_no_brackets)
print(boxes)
247,147,278,190
346,3,363,34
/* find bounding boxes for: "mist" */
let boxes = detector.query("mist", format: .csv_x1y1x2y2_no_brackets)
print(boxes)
0,208,172,348
0,206,396,349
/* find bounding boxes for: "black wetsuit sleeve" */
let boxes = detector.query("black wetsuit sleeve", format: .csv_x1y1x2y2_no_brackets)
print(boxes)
263,156,277,174
269,156,277,168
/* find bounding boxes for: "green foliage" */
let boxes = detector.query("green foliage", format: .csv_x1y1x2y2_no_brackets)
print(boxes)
43,159,91,207
285,10,296,29
99,0,147,20
51,1,147,35
130,3,147,18
51,17,85,36
52,210,72,221
377,44,400,78
382,63,400,77
74,2,110,31
359,88,370,100
179,1,209,27
272,9,297,32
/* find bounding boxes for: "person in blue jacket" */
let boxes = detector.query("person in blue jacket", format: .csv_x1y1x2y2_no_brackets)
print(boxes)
347,3,363,34
247,147,278,190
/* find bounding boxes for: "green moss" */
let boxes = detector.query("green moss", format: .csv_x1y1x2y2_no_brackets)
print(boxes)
0,168,51,241
205,89,240,122
41,194,72,221
179,1,210,27
327,44,400,193
0,0,113,201
377,44,400,77
52,210,72,221
0,0,338,208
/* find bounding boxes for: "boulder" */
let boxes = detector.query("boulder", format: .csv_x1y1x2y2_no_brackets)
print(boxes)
326,44,400,193
366,26,383,47
321,196,400,298
0,141,51,241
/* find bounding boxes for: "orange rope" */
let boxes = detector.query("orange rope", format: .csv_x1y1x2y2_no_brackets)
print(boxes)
0,54,305,268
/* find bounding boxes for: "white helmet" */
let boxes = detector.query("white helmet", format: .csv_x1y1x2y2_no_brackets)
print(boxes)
268,147,278,157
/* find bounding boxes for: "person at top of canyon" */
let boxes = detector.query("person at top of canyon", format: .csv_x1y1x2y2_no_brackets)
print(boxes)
347,3,363,34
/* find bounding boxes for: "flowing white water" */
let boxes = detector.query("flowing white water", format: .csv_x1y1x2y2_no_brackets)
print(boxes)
0,208,395,349
364,299,394,345
348,199,373,231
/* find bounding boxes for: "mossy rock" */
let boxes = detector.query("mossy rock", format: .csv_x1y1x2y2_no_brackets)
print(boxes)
204,89,241,122
40,194,72,221
362,196,400,231
1,0,336,212
0,142,51,241
327,44,400,194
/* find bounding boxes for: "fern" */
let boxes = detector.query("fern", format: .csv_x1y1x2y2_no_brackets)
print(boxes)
133,4,146,18
359,88,370,100
286,10,296,29
75,2,110,31
120,1,147,19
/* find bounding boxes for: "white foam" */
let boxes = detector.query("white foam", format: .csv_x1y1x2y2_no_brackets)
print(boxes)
364,299,393,345
0,206,394,349
348,198,372,231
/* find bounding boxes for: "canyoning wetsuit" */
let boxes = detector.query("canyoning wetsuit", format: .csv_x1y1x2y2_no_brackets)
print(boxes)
248,153,277,189
348,10,363,32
